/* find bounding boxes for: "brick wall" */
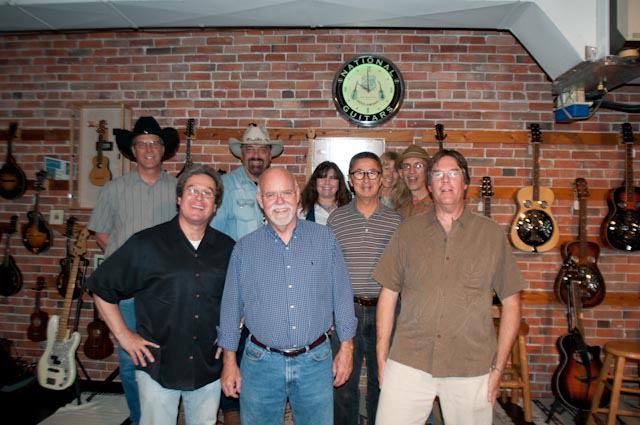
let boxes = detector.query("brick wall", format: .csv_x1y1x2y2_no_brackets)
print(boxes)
0,28,639,398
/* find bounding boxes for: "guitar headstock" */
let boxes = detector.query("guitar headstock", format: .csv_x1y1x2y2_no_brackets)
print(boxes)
621,122,634,145
575,177,590,200
185,118,196,138
35,276,46,291
71,227,89,257
481,176,493,198
530,123,541,144
65,216,77,238
97,120,107,141
8,215,18,234
34,170,47,192
435,123,446,151
8,123,18,141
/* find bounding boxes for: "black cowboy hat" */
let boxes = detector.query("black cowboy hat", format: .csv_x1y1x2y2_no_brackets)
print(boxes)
114,116,179,162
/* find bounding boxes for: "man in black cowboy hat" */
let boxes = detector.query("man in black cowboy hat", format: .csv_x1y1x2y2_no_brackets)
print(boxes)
88,116,179,425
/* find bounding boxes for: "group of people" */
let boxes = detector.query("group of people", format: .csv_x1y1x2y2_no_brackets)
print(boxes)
86,116,525,425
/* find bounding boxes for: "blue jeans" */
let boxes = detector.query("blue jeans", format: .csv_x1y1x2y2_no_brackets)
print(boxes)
135,371,221,425
240,338,333,425
119,298,140,425
332,303,379,425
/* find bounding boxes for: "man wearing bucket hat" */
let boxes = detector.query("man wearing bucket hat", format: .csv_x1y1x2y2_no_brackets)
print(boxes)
394,145,431,219
88,116,179,425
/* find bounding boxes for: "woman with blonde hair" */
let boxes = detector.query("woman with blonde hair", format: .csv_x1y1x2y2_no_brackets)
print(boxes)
379,151,400,209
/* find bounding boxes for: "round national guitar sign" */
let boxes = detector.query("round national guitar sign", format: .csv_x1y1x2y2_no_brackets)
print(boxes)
333,55,404,127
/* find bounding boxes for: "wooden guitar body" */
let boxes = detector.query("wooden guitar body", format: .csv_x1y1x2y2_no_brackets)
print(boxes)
0,161,27,200
89,155,112,187
511,185,559,252
0,255,23,297
601,186,640,251
555,241,605,308
37,315,81,390
83,309,114,360
22,210,53,254
27,310,49,342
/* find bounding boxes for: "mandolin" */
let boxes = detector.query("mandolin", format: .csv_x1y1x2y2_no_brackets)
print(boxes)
22,170,53,254
551,260,606,412
56,216,87,300
435,123,446,152
38,227,88,390
177,118,195,178
0,216,23,297
0,122,27,200
27,277,49,342
601,122,640,251
554,178,605,308
88,120,112,187
83,303,114,360
510,123,559,252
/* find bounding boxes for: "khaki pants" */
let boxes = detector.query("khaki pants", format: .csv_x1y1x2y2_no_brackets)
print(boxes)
376,359,492,425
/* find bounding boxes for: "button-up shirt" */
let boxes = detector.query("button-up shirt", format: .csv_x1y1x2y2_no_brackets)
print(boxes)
210,166,263,240
86,217,235,390
219,219,357,351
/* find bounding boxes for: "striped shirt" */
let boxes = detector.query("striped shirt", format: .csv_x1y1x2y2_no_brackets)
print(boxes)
327,200,401,298
88,170,177,257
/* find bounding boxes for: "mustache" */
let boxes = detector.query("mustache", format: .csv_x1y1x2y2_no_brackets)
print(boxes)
248,157,264,163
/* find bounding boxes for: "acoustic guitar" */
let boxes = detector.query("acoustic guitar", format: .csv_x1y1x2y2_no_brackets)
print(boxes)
27,277,49,342
55,216,87,300
435,123,446,152
510,124,559,252
0,216,23,297
551,260,606,412
601,122,640,251
177,118,195,178
38,227,88,390
83,303,114,360
0,122,27,200
554,178,605,308
481,176,501,305
89,120,112,187
22,170,53,254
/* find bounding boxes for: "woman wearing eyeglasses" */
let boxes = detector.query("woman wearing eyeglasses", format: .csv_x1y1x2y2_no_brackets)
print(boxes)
393,145,432,219
299,161,352,225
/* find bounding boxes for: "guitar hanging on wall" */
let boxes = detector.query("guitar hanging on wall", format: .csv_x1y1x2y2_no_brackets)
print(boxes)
435,123,446,152
554,178,605,308
600,122,639,252
83,303,114,360
88,120,112,187
22,170,53,254
481,176,501,306
27,277,49,342
510,123,559,252
38,227,88,390
177,118,195,178
0,122,27,200
0,216,23,297
56,216,87,300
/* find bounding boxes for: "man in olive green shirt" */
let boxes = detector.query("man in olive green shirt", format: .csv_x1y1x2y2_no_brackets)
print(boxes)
373,149,525,425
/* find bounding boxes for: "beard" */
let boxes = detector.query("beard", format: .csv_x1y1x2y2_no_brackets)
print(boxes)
246,157,267,178
266,204,295,227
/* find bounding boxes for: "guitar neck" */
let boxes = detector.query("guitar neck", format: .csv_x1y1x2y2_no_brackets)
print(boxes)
6,123,17,161
2,235,10,265
185,137,192,162
483,196,491,218
532,142,540,201
56,255,81,341
578,196,588,256
625,142,634,208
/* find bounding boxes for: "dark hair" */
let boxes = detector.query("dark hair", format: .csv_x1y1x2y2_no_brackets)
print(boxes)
348,151,382,173
426,149,471,187
300,161,351,213
176,164,224,208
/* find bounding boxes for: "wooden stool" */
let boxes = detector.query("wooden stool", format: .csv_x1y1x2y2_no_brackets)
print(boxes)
493,318,532,422
587,341,640,425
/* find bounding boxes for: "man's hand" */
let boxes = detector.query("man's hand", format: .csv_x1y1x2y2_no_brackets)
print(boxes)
221,351,242,398
117,329,159,367
487,368,502,407
332,339,354,387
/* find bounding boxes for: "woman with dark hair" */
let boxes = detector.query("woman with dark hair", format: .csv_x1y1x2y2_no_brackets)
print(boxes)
299,161,352,225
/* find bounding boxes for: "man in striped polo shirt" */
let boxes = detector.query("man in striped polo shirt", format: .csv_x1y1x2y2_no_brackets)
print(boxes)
327,152,402,425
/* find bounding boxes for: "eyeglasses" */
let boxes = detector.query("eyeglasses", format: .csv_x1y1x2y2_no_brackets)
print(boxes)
184,186,215,199
261,190,296,201
431,169,463,181
133,140,164,150
349,169,381,180
400,162,425,171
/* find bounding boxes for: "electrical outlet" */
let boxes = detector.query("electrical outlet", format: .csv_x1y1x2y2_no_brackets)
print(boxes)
49,209,64,225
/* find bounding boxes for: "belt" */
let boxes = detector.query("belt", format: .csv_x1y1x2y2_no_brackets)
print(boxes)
250,332,328,357
354,296,378,307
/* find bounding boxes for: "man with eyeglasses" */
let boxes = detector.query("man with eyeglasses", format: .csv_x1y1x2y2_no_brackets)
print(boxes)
395,145,431,219
326,152,401,425
219,167,357,425
88,116,179,425
373,149,525,425
88,164,234,425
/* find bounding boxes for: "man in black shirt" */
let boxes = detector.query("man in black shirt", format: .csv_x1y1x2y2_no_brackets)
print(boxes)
87,164,234,425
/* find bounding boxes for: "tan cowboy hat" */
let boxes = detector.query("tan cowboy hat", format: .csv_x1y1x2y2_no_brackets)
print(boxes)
229,124,284,158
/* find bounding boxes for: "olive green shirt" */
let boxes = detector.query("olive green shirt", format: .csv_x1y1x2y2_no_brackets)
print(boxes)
373,207,526,377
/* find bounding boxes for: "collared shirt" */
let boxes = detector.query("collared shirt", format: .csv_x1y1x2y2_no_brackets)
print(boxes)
88,170,177,256
373,207,526,377
86,217,235,390
219,219,357,351
327,200,401,298
210,166,263,240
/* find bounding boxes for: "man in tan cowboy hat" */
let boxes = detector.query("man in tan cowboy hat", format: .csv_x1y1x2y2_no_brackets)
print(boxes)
88,116,179,425
210,123,284,241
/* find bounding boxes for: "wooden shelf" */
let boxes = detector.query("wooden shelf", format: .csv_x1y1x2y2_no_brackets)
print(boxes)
522,290,640,306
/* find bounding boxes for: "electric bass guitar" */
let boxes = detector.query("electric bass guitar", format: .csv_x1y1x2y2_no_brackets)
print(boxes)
83,303,114,360
0,122,27,200
27,277,49,342
55,216,87,300
38,227,88,390
435,123,446,152
0,216,23,297
510,124,559,252
601,122,639,251
554,178,605,308
177,118,195,178
551,260,606,412
22,170,53,254
88,120,112,187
